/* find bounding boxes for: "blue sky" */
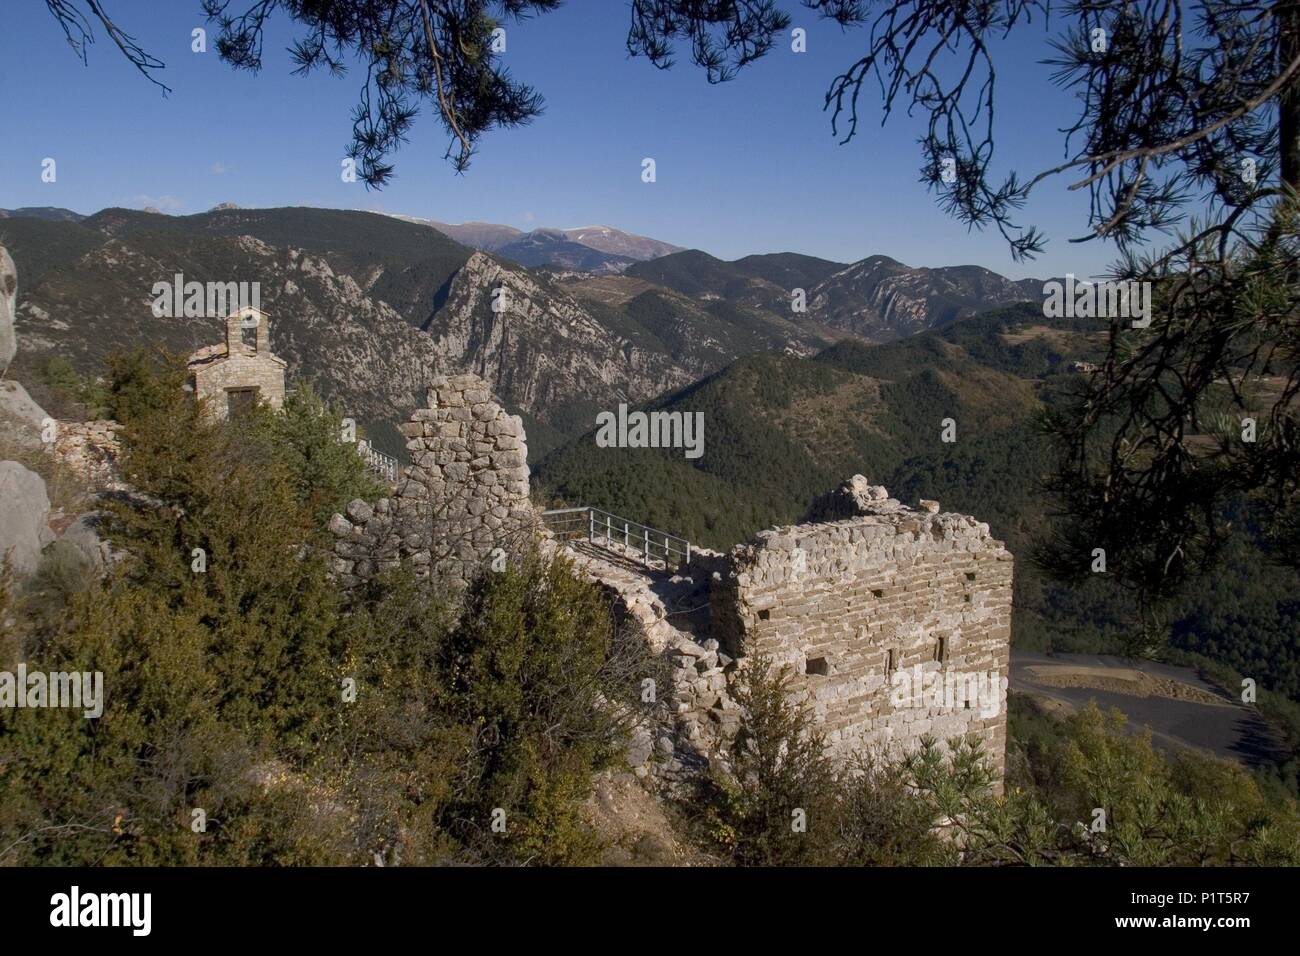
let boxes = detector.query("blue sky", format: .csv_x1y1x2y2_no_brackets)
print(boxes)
2,0,1129,279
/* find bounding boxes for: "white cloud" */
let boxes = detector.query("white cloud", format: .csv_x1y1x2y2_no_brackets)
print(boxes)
211,162,228,175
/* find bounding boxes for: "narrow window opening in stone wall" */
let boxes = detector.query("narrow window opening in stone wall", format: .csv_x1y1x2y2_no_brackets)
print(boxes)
886,648,897,672
935,636,948,663
241,323,257,351
806,656,829,676
965,571,977,582
758,609,770,621
872,588,884,598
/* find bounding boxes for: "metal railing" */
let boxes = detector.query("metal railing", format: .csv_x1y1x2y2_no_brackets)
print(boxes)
356,439,401,484
541,507,691,571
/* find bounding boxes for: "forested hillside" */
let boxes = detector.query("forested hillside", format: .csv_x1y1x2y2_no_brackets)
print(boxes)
535,305,1300,708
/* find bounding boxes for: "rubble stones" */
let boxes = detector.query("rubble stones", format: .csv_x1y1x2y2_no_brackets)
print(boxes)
802,474,902,521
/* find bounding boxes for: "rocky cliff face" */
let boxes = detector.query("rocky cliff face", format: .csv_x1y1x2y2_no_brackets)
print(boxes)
427,252,696,423
807,256,1041,339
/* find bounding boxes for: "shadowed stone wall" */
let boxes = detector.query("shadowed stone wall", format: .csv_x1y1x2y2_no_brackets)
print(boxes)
328,372,534,590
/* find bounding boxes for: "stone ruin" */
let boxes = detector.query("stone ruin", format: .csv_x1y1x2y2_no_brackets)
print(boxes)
329,381,1013,786
711,476,1011,778
327,373,534,590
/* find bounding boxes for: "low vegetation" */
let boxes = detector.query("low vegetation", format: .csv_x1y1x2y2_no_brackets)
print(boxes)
694,657,1299,866
2,348,1294,866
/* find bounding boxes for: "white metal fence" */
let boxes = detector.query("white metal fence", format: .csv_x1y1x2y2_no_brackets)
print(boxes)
356,439,400,484
541,506,691,570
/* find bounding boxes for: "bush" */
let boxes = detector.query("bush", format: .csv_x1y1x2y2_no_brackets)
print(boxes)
0,353,638,865
252,383,385,524
698,653,840,865
693,671,1299,867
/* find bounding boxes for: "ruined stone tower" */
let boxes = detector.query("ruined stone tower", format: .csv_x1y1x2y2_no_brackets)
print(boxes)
186,306,287,419
711,476,1012,777
328,373,535,591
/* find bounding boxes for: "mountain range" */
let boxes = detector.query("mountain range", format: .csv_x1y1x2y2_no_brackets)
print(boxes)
372,215,681,274
3,203,1297,713
1,205,1046,455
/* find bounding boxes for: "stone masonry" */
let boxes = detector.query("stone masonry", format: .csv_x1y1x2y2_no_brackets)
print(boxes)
327,386,1013,784
187,306,287,419
563,478,1013,787
711,476,1012,778
328,373,534,591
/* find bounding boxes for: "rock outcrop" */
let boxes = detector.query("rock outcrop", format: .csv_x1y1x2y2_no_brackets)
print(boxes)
0,380,51,450
428,252,694,415
0,461,54,576
57,511,113,571
807,255,1042,339
0,243,16,372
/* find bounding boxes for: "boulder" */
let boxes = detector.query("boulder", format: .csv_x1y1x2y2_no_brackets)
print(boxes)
0,460,52,575
59,511,112,570
625,727,654,768
0,380,51,449
345,498,374,524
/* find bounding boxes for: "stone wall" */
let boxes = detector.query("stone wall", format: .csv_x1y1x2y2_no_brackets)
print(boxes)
560,544,735,784
328,372,535,590
711,477,1012,778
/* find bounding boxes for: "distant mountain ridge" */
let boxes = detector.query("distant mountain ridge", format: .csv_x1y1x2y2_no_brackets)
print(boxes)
396,216,682,273
491,228,637,274
628,249,1044,340
0,207,86,223
2,204,1046,457
557,225,681,260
